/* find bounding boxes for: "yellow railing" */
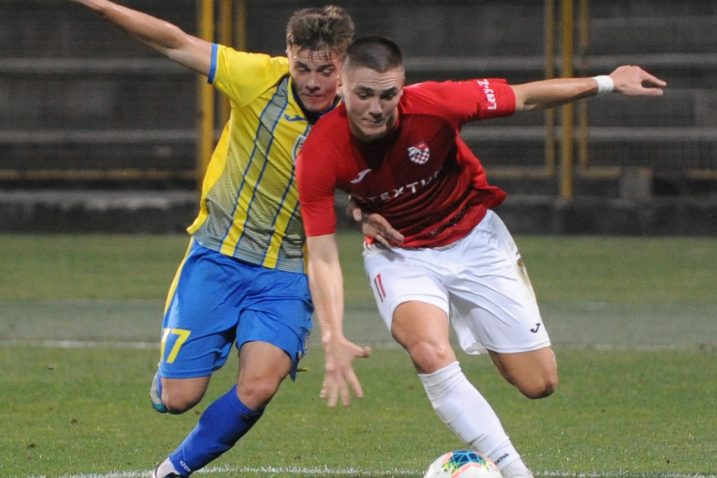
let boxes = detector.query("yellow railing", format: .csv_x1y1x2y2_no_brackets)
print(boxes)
544,0,590,199
195,0,247,190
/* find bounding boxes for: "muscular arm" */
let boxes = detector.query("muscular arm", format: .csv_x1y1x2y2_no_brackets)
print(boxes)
307,234,346,347
306,234,370,407
72,0,212,75
512,64,666,112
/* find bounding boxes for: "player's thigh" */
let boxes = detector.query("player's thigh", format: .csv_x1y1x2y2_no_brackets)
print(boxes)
236,267,313,383
488,346,557,399
159,242,252,380
363,245,449,334
449,211,551,355
392,301,456,374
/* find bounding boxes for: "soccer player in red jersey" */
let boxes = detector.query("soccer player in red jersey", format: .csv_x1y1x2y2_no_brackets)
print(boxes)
297,36,666,478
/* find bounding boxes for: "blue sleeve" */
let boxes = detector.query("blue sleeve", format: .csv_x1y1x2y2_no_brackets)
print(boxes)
207,43,218,84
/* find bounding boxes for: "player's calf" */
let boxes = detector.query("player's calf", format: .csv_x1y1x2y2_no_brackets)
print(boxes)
489,347,558,399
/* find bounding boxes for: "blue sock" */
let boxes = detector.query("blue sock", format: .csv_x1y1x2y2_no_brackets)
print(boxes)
168,385,263,475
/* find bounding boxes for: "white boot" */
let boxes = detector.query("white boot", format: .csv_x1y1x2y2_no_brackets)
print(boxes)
500,459,534,478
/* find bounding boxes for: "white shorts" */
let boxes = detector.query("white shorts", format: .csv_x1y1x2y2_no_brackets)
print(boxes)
363,210,551,355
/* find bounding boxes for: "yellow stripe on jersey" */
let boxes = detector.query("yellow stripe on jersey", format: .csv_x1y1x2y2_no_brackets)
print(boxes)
187,45,312,273
163,238,195,314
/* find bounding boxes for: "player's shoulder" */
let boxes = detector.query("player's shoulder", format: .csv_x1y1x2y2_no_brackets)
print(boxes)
404,79,486,98
401,81,467,114
216,44,289,77
403,80,466,103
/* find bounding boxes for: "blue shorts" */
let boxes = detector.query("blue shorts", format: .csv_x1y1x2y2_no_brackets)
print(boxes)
158,240,313,380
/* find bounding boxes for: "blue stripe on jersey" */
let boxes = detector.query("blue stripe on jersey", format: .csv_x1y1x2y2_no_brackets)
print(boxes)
274,199,303,271
208,43,218,84
220,77,290,253
262,122,312,264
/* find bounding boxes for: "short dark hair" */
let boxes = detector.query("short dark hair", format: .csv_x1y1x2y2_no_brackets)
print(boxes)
344,35,404,73
286,5,355,55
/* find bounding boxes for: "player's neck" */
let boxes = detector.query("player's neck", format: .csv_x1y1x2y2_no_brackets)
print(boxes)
291,82,340,124
350,113,399,145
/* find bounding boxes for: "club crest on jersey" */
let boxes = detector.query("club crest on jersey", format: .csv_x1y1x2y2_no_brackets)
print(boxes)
407,141,431,164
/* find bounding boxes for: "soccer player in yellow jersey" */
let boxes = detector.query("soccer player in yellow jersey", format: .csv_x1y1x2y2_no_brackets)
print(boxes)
72,1,358,476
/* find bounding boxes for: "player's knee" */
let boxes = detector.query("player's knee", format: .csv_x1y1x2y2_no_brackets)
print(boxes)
517,372,558,399
162,388,204,413
407,340,454,374
237,378,281,409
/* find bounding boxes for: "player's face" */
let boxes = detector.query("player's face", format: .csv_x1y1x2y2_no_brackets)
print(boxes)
340,65,404,143
287,46,342,113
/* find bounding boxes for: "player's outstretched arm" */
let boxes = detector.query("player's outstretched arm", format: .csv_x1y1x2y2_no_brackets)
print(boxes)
71,0,212,75
306,234,372,408
512,65,667,112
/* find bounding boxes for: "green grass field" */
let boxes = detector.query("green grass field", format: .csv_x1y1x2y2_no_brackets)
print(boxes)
1,233,716,478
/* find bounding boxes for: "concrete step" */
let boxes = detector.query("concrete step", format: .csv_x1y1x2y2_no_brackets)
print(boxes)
1,56,712,129
462,126,717,173
0,59,194,130
0,130,197,189
1,127,715,192
2,188,716,235
8,2,715,60
405,53,717,89
588,16,717,55
0,1,195,59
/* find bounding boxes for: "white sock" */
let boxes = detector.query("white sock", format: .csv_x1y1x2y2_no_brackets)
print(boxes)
154,457,182,477
418,361,524,471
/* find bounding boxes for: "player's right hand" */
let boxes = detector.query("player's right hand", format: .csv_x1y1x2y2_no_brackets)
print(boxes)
320,336,371,407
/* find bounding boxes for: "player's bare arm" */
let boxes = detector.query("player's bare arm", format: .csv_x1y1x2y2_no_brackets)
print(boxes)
71,0,212,75
512,64,667,112
306,234,371,407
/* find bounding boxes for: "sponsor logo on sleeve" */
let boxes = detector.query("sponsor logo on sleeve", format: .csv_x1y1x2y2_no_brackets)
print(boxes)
476,79,498,110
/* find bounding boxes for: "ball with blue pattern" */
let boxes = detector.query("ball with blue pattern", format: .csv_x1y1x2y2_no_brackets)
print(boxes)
423,450,503,478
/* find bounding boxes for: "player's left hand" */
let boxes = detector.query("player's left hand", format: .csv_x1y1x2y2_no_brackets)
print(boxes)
320,336,371,407
610,65,667,96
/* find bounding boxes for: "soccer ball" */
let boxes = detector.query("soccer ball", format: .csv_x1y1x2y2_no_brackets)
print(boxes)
423,450,503,478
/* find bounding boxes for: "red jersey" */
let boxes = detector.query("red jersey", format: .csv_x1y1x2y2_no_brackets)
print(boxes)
297,79,516,248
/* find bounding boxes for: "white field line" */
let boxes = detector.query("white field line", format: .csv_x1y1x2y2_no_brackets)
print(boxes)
18,465,717,478
0,338,712,352
0,339,158,349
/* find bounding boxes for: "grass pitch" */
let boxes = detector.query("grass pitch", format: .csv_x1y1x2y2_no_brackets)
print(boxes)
0,233,715,478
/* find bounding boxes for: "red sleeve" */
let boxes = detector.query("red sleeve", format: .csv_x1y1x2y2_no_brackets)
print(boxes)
296,130,339,237
404,79,516,124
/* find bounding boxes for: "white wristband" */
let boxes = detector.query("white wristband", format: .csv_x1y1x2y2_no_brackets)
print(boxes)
592,75,614,95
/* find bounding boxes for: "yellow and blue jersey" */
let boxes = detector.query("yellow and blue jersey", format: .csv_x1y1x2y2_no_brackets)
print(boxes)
188,44,314,273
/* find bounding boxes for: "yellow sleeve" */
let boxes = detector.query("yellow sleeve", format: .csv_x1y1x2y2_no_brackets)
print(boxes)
210,44,290,107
